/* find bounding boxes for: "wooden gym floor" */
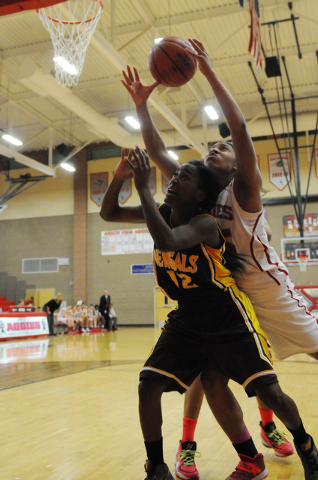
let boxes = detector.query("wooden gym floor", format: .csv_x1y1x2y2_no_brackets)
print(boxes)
0,327,317,480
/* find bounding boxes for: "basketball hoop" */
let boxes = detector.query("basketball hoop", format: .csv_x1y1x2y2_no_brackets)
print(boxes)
297,253,308,272
37,0,103,87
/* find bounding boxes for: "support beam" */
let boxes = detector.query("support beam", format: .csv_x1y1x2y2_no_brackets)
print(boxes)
0,143,54,176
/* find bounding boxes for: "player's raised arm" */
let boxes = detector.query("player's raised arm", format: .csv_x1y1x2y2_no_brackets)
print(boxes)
100,148,145,223
187,38,262,212
121,65,179,180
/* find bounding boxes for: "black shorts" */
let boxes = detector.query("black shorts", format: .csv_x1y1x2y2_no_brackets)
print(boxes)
140,300,277,397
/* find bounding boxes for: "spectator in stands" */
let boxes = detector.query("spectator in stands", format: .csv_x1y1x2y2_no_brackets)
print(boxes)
42,293,63,336
18,299,25,306
24,296,34,306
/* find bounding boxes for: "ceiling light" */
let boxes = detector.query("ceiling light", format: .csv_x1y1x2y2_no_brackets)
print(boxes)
53,56,78,76
60,162,76,172
204,105,219,120
125,116,140,129
154,37,163,44
168,150,179,160
2,134,23,146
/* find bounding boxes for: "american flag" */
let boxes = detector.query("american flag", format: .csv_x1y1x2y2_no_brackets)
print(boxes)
243,0,262,73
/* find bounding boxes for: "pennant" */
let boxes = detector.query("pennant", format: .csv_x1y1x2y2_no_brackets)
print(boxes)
239,0,244,6
248,0,262,73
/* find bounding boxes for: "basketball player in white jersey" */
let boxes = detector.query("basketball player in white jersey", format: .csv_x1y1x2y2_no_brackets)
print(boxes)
121,38,318,480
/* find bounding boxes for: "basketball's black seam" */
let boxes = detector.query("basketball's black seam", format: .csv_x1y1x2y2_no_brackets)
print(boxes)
153,45,195,83
151,50,175,86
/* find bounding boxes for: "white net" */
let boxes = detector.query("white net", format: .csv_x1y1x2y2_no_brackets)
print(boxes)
297,255,308,272
37,0,103,87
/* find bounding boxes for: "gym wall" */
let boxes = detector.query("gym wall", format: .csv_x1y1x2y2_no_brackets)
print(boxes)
0,135,317,324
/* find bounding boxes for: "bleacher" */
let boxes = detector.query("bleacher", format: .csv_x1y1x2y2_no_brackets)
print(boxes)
0,296,15,312
0,271,36,312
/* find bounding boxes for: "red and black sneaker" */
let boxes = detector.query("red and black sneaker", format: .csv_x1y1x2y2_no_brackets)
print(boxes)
225,453,268,480
260,421,294,457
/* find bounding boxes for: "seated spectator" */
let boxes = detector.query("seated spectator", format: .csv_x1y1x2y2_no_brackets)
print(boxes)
109,303,118,331
94,304,103,328
24,296,34,306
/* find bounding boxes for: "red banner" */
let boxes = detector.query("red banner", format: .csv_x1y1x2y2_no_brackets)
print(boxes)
248,0,262,73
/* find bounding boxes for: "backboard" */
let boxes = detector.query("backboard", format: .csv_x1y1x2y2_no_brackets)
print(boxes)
0,0,66,16
281,236,318,267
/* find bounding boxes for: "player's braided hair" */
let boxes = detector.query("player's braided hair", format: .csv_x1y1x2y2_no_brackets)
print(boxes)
187,160,222,211
188,159,248,274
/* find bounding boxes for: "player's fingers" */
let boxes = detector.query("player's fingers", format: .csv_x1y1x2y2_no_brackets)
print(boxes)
122,70,132,85
126,158,137,172
135,146,148,170
126,64,134,81
131,148,142,168
121,79,132,93
149,81,161,91
133,67,140,82
188,38,203,53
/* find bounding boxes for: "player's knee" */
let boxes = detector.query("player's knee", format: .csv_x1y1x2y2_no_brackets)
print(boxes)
255,383,286,411
138,378,164,405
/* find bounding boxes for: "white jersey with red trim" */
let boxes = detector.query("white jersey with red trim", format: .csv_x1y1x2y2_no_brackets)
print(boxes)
212,180,318,359
212,180,288,295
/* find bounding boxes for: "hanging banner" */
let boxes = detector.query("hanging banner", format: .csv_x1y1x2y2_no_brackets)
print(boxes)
162,174,169,196
268,152,291,191
90,172,108,206
119,178,132,205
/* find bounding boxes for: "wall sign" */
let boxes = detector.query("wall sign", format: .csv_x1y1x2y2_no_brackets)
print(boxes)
131,264,154,275
101,228,153,255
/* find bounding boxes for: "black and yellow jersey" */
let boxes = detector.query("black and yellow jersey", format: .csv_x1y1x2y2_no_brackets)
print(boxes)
153,204,237,312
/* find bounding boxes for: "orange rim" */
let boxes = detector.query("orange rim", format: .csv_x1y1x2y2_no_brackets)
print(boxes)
37,0,103,25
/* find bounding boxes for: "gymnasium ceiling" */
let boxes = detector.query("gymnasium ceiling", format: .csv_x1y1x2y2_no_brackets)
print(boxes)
0,0,317,175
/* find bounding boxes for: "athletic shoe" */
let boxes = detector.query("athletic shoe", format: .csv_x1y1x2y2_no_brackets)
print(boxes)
260,422,294,457
175,440,200,480
225,453,268,480
295,436,318,480
143,459,174,480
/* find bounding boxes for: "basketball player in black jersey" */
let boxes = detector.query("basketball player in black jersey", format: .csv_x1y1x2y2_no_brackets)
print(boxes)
100,147,316,480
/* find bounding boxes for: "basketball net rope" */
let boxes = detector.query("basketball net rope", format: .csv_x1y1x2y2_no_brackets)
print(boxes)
38,0,103,87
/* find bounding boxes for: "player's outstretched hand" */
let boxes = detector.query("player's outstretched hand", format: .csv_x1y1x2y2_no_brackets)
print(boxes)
186,38,213,76
121,65,160,106
114,147,134,180
127,146,151,191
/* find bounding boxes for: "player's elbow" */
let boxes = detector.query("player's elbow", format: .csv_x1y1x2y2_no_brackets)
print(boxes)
100,208,114,221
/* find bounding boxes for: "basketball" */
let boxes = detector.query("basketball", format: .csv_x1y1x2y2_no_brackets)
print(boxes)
148,36,197,87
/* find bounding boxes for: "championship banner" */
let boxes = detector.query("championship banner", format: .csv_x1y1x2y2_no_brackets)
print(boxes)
90,172,108,206
283,214,318,238
315,149,318,179
119,178,132,205
268,152,291,190
162,174,169,195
